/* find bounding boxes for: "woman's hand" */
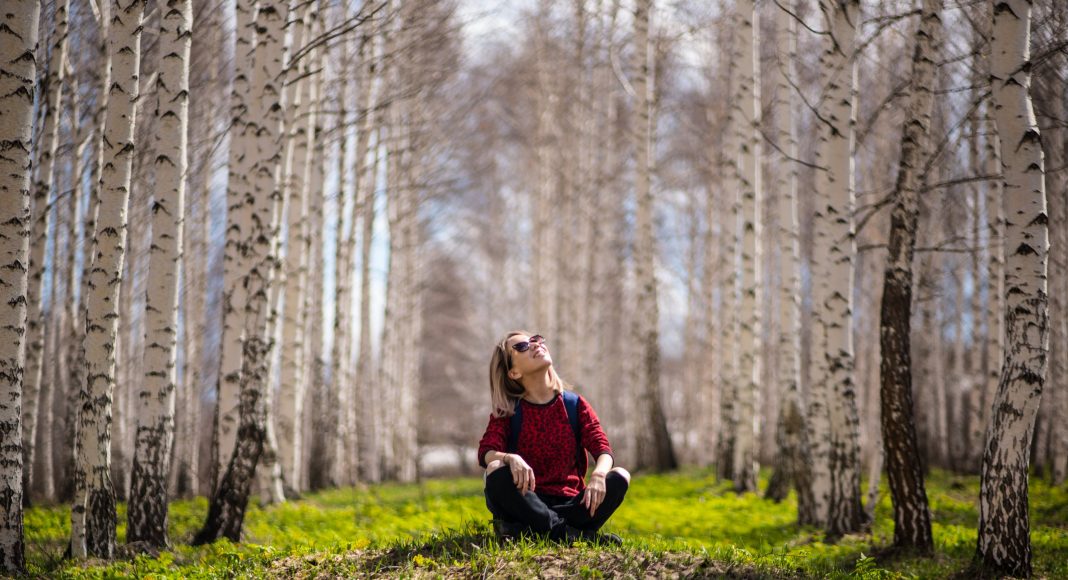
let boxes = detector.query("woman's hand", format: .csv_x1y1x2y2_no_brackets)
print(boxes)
504,453,536,494
583,472,607,515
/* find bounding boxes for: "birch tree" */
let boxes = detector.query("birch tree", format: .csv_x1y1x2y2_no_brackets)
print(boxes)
71,0,147,559
0,0,40,571
213,0,258,495
765,1,814,519
731,0,761,493
277,0,314,495
23,0,69,502
877,0,941,553
977,0,1049,575
127,0,192,547
194,0,288,543
331,10,354,486
810,0,863,536
631,0,676,474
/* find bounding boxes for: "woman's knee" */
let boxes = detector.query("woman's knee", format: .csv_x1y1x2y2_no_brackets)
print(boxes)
609,467,631,485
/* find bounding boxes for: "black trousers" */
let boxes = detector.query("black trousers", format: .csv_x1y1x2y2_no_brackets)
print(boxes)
483,467,628,537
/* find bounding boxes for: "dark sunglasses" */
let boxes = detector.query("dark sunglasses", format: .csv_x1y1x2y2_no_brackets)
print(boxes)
511,335,545,353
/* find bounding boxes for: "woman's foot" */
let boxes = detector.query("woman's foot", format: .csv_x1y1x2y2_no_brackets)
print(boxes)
558,526,623,546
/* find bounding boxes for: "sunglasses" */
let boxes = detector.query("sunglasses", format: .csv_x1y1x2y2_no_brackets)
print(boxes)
511,335,546,353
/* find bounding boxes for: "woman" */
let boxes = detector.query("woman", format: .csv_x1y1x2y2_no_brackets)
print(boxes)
477,331,630,544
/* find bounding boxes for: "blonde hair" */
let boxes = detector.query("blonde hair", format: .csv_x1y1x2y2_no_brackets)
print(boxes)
488,330,570,418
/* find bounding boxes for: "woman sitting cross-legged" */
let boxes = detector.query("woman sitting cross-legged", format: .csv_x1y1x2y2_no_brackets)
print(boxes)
477,330,630,544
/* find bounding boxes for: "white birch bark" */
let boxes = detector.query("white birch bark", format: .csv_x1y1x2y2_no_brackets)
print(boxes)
350,10,378,484
23,0,69,501
213,0,257,496
717,100,740,479
630,0,675,474
877,0,940,551
983,118,1005,467
810,0,862,536
731,0,761,493
977,1,1049,575
331,21,353,486
765,1,814,518
195,0,288,543
0,0,39,570
127,0,191,547
277,0,313,495
357,131,381,483
72,0,147,559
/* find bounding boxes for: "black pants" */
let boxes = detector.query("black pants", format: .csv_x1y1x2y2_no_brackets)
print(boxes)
483,467,628,538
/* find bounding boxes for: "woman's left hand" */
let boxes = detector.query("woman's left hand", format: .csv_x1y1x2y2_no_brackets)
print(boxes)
583,472,607,516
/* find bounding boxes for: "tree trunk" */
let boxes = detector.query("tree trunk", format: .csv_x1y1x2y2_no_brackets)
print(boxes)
630,0,675,474
0,0,40,570
212,0,257,497
195,0,288,544
877,0,940,553
331,10,353,487
127,0,191,547
1045,77,1068,488
345,9,377,486
731,0,761,493
976,1,1049,575
810,0,863,538
71,0,147,559
23,0,69,504
765,1,814,518
276,0,314,496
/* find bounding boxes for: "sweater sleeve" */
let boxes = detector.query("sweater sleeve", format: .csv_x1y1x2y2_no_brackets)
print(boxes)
578,396,613,459
476,414,510,468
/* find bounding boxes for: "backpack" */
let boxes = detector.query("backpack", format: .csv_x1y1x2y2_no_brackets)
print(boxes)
507,390,587,474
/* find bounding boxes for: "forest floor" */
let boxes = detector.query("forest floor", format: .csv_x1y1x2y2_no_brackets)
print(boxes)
23,469,1068,578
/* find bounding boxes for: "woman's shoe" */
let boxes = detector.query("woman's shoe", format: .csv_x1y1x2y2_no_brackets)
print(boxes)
491,519,526,541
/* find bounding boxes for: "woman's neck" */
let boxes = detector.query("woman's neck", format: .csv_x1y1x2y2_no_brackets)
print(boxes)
521,370,555,404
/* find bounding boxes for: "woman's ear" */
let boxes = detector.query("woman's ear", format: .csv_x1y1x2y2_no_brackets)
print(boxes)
508,368,521,381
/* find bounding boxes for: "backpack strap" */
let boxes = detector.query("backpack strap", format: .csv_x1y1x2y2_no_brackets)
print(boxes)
506,400,523,453
561,390,581,441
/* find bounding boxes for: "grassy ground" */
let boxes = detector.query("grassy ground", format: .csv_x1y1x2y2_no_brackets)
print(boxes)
24,469,1068,578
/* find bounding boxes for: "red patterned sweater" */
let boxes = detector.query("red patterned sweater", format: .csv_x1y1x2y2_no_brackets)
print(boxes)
477,392,613,498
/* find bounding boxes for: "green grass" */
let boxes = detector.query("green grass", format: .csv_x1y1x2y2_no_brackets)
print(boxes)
24,470,1068,578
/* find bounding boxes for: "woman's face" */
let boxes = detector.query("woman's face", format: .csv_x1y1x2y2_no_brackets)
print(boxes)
506,333,552,380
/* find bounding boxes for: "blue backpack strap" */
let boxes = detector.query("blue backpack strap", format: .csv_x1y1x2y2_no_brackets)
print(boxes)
562,391,587,472
561,391,581,440
507,400,523,453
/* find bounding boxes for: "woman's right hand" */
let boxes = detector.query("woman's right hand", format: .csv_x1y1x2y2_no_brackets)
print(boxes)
503,453,535,494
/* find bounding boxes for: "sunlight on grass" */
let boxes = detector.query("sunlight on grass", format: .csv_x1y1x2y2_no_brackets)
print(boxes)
24,469,1068,578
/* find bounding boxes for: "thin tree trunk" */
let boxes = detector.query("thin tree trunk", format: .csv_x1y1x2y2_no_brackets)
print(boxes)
811,0,863,537
276,0,314,496
631,0,675,474
352,10,378,484
331,8,353,487
0,0,40,570
23,0,69,504
877,0,941,553
731,0,761,493
976,1,1049,575
1046,81,1068,488
212,0,257,497
765,1,813,518
127,0,191,547
194,0,288,544
71,0,147,559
